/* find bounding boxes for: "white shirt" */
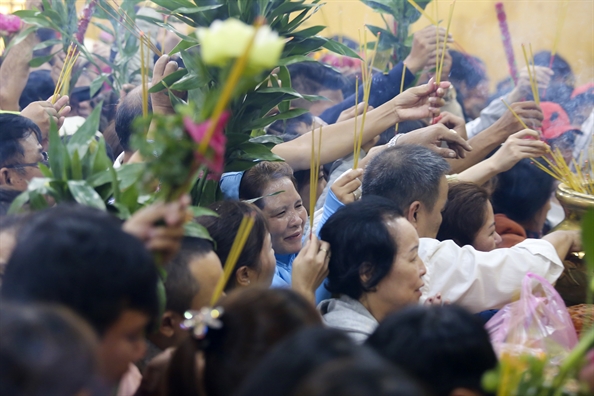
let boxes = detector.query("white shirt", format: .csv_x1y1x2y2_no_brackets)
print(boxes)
419,238,564,313
573,110,594,161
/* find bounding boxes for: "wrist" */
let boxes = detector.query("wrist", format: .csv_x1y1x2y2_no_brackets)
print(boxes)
403,56,422,74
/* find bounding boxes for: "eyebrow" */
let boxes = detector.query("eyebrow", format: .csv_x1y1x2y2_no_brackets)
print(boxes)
409,245,419,253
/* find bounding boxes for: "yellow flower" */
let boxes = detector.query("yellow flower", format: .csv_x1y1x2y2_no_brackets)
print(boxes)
197,18,285,72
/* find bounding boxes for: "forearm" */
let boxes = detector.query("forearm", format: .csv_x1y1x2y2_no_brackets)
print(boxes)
542,231,575,260
456,157,499,185
0,32,36,110
447,125,506,173
272,102,397,171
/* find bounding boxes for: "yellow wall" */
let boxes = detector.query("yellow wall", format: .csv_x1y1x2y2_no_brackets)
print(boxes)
305,0,594,91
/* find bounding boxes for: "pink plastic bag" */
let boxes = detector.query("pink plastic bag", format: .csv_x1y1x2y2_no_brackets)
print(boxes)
485,272,578,360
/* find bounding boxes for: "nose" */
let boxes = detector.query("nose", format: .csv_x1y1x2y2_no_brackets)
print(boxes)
418,257,427,277
494,232,503,247
133,339,147,363
288,209,303,228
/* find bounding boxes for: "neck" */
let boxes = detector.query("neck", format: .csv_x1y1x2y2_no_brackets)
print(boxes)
358,293,392,323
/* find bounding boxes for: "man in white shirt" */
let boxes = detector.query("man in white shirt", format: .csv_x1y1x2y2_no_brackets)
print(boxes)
361,145,580,313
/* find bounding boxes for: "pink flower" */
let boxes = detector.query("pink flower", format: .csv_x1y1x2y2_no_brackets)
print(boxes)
76,0,97,44
0,14,21,34
184,111,230,178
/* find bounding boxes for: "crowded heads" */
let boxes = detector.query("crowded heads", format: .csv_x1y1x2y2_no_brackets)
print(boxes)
363,145,450,238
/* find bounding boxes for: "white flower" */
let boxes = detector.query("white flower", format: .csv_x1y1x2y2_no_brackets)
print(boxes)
197,18,285,72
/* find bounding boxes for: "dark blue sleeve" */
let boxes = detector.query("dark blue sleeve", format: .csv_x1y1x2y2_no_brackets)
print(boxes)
319,62,416,124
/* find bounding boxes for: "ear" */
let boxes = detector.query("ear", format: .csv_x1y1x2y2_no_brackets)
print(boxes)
0,168,11,186
449,388,481,396
359,262,374,286
407,201,421,226
235,265,253,287
159,311,177,338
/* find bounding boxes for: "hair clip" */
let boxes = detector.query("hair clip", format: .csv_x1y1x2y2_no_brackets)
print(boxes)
181,307,224,340
242,190,285,204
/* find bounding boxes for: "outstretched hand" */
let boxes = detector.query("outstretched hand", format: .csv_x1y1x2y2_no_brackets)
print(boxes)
150,55,181,115
398,123,473,159
20,95,70,149
490,129,549,173
122,195,190,265
392,78,450,122
331,168,363,204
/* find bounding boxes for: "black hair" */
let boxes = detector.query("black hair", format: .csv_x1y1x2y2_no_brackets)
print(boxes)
287,62,346,94
198,201,270,291
164,237,214,315
295,356,425,396
236,327,373,396
319,196,403,300
266,112,314,139
1,204,159,335
239,161,297,210
165,287,322,396
33,28,58,59
0,303,98,396
115,88,152,152
533,51,573,81
533,51,574,105
18,70,56,110
491,158,554,225
366,305,497,396
0,114,42,168
363,145,450,213
449,50,487,89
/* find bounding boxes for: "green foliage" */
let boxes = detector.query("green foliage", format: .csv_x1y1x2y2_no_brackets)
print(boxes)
361,0,431,66
140,0,358,206
8,104,145,218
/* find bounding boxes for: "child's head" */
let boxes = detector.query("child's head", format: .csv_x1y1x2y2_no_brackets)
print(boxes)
0,302,98,396
1,204,159,385
149,237,220,351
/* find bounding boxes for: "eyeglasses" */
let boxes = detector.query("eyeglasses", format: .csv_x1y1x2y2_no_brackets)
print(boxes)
4,152,49,169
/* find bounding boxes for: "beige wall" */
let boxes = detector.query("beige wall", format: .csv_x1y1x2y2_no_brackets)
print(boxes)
306,0,594,91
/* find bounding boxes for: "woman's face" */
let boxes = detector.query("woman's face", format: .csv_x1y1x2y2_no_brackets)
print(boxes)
299,167,327,215
472,201,502,252
257,232,277,287
260,177,307,255
372,218,427,312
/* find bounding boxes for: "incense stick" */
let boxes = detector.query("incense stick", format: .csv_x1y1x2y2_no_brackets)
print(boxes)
501,99,529,130
407,0,438,25
521,44,539,105
437,1,455,84
353,30,379,169
140,34,149,118
210,215,255,306
52,43,79,104
528,43,540,105
395,64,407,133
309,125,322,233
353,76,359,165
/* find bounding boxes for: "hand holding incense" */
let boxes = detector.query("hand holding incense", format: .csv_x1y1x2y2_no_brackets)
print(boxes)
52,43,79,104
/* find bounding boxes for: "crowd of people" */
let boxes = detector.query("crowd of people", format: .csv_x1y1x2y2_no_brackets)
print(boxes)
0,2,594,396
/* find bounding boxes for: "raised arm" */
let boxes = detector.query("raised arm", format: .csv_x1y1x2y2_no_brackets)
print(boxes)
457,129,548,185
0,27,37,111
273,79,450,171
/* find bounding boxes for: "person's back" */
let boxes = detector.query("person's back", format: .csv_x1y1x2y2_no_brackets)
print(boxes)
1,204,159,389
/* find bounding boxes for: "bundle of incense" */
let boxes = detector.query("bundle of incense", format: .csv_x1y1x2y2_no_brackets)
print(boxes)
495,2,518,85
198,18,264,155
501,99,594,194
210,215,255,306
140,33,149,118
97,0,161,56
550,0,569,68
352,30,379,169
407,0,437,25
521,43,540,105
395,64,407,133
436,0,456,85
309,125,322,233
52,43,79,104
